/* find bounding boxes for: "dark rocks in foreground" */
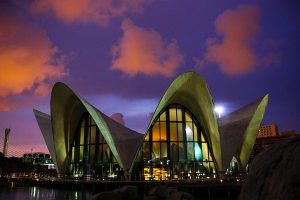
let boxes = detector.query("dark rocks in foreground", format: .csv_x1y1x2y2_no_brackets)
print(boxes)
90,192,122,200
239,136,300,200
146,185,193,200
90,184,194,200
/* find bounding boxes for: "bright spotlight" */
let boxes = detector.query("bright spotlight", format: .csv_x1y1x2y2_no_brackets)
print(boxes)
185,127,192,135
214,105,224,118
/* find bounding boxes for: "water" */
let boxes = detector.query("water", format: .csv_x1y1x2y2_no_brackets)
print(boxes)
0,181,238,200
0,182,93,200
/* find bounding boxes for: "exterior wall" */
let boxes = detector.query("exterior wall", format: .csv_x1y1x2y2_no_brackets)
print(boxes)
257,124,279,138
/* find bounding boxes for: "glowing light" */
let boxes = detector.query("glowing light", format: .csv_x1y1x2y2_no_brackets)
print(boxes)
214,105,224,118
31,186,38,198
186,126,193,141
75,191,78,200
194,143,202,161
186,127,192,134
108,174,117,178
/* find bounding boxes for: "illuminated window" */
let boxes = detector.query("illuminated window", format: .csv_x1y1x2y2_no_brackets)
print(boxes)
70,113,120,179
132,104,216,181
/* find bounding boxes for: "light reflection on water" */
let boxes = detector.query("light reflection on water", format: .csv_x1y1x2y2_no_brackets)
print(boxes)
0,182,93,200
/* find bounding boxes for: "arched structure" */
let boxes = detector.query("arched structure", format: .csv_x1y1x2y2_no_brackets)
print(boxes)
145,72,222,170
33,109,58,173
49,82,143,177
132,104,216,180
34,71,269,180
218,95,269,170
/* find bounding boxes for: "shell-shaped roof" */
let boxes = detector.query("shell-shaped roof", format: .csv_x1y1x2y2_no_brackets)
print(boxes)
33,109,59,173
50,82,143,173
218,95,269,169
33,71,269,175
146,71,222,170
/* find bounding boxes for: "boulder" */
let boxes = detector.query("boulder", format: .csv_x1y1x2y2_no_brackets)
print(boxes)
239,136,300,200
169,191,194,200
90,191,122,200
147,185,169,199
114,185,139,200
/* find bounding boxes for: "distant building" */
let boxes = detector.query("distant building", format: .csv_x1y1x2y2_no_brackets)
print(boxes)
22,152,55,169
250,127,298,161
3,128,10,157
257,124,279,138
281,130,298,137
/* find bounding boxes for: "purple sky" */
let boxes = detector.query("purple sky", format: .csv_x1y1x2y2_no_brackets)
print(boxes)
0,0,299,157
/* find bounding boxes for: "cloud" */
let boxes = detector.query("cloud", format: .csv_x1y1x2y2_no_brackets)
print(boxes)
33,82,52,97
264,39,286,49
193,57,205,69
110,113,125,125
261,52,282,66
0,8,67,111
0,96,34,112
85,94,158,132
203,5,261,76
86,94,158,117
30,0,153,26
259,39,285,67
111,19,184,77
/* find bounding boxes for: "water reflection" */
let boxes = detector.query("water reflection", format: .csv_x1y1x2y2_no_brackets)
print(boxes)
0,182,93,200
31,187,38,199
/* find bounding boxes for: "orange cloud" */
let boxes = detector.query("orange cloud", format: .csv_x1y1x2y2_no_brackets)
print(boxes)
0,96,34,112
111,19,184,77
0,98,14,112
30,0,153,26
0,8,67,111
204,5,261,76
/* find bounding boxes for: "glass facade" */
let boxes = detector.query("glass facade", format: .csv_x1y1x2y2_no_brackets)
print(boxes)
132,104,216,180
69,113,120,179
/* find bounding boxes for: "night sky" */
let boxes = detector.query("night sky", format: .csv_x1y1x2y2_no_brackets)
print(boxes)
0,0,299,157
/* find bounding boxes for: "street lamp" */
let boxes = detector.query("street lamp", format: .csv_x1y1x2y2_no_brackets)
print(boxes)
214,105,224,118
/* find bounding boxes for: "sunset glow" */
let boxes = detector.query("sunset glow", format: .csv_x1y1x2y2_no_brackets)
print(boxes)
0,0,299,157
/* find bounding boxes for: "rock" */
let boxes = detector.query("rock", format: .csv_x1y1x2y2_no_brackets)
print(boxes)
114,185,139,200
90,191,122,200
167,187,178,197
169,191,194,200
239,136,300,200
148,185,169,199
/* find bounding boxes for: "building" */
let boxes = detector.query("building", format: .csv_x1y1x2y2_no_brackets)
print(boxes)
250,128,297,160
3,128,10,157
33,71,268,180
21,152,55,170
257,124,279,138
